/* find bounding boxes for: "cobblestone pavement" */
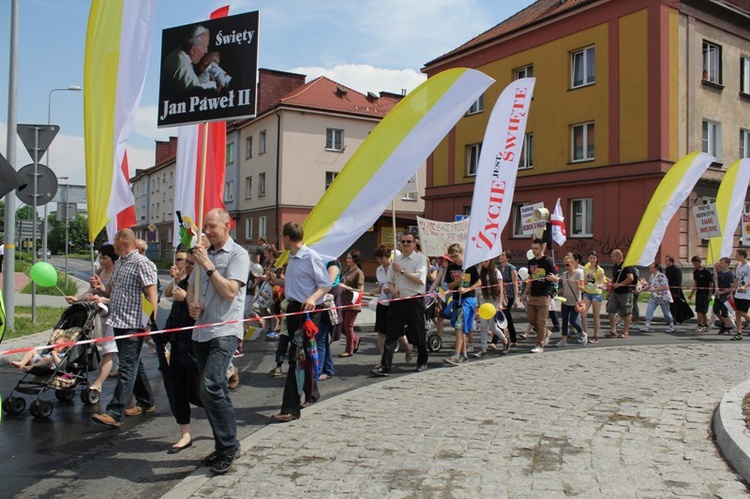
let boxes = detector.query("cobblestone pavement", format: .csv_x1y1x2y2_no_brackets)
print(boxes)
167,343,750,498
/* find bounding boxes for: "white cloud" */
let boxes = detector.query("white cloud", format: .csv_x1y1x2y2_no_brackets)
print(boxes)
290,64,426,96
132,105,175,143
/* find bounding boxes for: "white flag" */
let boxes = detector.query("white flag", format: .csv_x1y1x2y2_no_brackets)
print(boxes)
551,197,567,247
464,78,536,269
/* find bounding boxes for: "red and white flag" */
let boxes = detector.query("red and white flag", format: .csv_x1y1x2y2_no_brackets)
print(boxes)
172,6,229,246
551,197,567,247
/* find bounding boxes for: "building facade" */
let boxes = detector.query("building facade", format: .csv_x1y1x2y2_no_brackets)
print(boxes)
422,0,750,264
131,69,426,263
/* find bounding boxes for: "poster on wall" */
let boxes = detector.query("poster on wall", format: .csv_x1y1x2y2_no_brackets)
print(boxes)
158,11,259,127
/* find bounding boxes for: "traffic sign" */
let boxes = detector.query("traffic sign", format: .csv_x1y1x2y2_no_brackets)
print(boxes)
16,164,59,205
16,124,59,162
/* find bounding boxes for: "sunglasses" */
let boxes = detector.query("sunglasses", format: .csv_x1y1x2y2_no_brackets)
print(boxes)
185,261,195,266
401,240,414,244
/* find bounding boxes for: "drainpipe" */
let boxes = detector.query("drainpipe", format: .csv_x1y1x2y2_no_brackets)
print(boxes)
275,108,281,245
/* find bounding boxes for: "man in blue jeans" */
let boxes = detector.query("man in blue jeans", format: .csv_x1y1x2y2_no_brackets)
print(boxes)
188,208,250,475
91,229,158,428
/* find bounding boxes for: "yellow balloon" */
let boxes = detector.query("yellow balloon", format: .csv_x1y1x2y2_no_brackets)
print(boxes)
478,302,496,320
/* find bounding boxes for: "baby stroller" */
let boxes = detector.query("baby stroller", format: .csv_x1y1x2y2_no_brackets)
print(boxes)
425,294,443,352
2,302,102,419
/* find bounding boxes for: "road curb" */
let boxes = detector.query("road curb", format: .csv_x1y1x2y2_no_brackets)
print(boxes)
714,379,750,483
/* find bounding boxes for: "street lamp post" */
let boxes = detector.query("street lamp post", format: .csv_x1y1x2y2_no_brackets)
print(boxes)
44,86,82,263
58,177,70,283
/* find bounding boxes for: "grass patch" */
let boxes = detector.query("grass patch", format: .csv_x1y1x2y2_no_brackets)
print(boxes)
2,306,67,340
743,393,750,432
20,273,79,296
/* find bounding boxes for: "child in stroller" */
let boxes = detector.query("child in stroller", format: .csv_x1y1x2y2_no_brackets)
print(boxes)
11,331,71,372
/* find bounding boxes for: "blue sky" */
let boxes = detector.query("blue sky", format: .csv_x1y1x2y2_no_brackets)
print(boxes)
0,0,535,187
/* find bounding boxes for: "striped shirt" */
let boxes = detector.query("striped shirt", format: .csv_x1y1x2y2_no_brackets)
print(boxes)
106,250,158,329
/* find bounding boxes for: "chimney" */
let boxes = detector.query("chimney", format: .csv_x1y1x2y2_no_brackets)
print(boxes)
257,69,307,112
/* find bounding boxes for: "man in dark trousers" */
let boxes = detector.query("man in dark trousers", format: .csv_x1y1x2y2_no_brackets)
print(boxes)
665,255,694,325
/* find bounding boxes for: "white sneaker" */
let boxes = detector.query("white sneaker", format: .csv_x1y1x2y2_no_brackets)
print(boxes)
666,325,676,333
555,339,567,347
579,333,588,346
530,345,544,354
639,325,650,332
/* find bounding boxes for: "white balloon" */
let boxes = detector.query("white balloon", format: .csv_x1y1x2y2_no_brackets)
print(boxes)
518,267,529,280
526,249,534,260
250,263,265,277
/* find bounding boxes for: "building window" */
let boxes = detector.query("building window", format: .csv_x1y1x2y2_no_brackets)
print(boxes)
223,180,234,202
259,130,267,154
258,172,266,196
571,46,595,88
402,191,417,201
258,216,267,238
169,171,173,187
572,122,595,162
702,120,722,161
326,128,344,151
245,218,253,241
512,203,530,237
245,176,252,199
702,41,722,85
226,142,235,165
570,198,593,237
466,143,482,176
519,133,534,170
245,136,253,158
325,171,338,190
466,94,484,115
742,57,750,95
515,65,533,80
740,129,750,159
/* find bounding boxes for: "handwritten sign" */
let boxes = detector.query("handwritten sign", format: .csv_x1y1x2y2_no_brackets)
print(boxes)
417,216,471,257
692,203,721,239
520,202,544,236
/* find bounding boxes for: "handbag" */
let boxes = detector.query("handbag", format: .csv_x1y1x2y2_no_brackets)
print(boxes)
323,293,340,325
565,276,585,313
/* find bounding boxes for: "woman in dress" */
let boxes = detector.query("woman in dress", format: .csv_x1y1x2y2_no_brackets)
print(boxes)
556,254,586,347
475,259,506,357
338,250,365,357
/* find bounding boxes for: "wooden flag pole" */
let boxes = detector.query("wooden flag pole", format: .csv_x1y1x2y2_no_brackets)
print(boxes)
194,123,209,303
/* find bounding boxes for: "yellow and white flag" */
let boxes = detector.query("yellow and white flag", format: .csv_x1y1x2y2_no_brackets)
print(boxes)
624,152,714,267
278,68,494,264
708,158,750,264
84,0,156,242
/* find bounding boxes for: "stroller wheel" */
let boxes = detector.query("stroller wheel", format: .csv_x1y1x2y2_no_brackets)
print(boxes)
55,389,76,402
427,333,442,353
2,396,26,415
29,400,54,419
81,388,100,405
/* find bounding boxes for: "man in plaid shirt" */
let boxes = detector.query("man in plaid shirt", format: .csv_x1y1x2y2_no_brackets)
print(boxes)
91,228,159,428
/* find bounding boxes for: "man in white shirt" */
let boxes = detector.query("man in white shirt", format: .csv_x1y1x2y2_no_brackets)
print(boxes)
732,248,750,341
372,234,429,376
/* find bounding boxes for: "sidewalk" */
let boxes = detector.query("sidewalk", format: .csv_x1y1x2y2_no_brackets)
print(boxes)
165,343,750,498
0,273,89,367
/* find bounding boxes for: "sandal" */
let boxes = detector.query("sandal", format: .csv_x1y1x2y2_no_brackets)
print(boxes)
617,332,629,338
339,352,352,358
353,338,360,354
604,333,617,338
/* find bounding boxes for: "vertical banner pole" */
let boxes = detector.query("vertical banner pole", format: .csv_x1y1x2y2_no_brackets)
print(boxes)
194,123,209,303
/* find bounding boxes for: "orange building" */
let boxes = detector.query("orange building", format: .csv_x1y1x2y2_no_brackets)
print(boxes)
422,0,750,265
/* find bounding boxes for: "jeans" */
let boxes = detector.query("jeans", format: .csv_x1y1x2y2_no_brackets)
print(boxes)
315,314,335,377
645,300,674,324
193,335,239,454
561,304,583,337
106,328,154,421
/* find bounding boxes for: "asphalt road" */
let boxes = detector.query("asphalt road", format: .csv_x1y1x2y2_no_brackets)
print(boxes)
0,260,736,498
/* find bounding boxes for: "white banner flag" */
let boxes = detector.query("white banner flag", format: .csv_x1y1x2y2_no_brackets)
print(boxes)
464,78,536,270
417,216,471,257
